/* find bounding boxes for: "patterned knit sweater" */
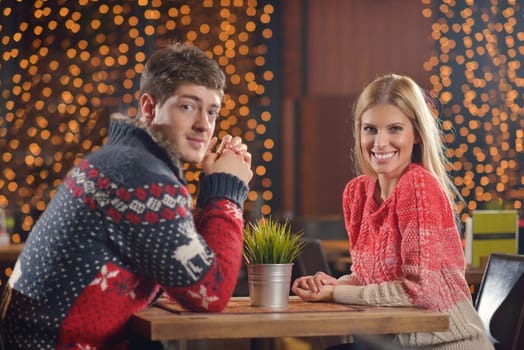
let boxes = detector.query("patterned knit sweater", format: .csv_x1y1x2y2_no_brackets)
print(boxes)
337,163,493,349
0,120,248,349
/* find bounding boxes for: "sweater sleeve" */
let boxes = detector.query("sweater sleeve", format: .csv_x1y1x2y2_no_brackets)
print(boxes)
338,179,365,287
334,166,469,311
395,168,469,311
142,171,247,312
170,172,248,312
69,158,248,312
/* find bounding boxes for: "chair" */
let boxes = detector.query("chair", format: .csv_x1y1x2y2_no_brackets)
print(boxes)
295,238,332,277
291,216,347,240
474,253,524,350
293,239,345,349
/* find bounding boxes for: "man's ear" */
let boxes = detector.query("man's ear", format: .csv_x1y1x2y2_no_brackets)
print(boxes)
140,93,156,125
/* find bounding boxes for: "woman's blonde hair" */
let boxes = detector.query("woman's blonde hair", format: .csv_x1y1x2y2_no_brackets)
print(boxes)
353,73,460,212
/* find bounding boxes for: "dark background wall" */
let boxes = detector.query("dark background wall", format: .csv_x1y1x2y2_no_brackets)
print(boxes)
280,0,434,217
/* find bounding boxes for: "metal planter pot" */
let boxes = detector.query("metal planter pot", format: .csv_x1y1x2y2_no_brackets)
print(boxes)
247,263,293,308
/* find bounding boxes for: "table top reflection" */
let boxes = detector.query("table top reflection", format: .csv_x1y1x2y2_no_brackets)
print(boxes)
131,296,449,341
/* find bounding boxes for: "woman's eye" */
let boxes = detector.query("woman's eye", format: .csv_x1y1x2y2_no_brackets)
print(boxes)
362,126,375,133
390,126,402,132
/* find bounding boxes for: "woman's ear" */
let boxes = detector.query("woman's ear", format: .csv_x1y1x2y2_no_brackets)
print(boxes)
414,132,421,144
139,93,156,125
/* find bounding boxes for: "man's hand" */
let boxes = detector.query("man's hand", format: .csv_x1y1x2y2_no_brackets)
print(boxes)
201,135,253,185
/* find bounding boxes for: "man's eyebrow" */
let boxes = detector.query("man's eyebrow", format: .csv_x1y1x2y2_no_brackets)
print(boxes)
178,94,202,103
178,94,221,108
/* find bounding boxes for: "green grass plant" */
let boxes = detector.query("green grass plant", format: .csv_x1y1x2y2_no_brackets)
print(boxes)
243,216,305,264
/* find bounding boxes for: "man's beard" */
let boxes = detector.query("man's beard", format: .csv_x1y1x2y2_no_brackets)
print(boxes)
146,125,184,168
116,113,184,169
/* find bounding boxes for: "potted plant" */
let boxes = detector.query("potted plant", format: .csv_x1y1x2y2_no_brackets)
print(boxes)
243,216,305,308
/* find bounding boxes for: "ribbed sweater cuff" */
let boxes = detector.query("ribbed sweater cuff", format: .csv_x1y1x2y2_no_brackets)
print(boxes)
333,285,365,305
197,173,249,209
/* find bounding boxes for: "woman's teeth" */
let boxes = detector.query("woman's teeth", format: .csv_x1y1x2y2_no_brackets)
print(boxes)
373,152,395,159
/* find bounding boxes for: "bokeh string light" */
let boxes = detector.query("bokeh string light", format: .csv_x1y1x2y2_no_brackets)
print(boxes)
0,0,277,287
0,0,277,235
422,0,523,221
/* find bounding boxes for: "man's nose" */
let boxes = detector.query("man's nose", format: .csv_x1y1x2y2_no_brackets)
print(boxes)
194,110,212,131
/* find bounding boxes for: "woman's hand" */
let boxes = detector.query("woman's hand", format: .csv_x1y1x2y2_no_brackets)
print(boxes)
291,271,339,302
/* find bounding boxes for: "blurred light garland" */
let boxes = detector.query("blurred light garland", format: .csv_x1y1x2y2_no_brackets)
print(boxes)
422,0,523,220
0,0,277,247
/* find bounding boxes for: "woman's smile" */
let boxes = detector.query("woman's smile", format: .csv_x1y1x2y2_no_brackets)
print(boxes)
372,151,397,160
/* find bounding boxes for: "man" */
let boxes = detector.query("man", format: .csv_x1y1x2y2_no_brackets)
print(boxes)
0,42,253,349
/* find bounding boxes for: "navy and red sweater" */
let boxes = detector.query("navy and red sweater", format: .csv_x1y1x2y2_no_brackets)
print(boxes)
0,120,248,349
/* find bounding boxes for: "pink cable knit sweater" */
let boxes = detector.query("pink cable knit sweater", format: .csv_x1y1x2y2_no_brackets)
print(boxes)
337,163,493,349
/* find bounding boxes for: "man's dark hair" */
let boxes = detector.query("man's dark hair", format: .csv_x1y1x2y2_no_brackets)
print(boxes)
139,42,226,107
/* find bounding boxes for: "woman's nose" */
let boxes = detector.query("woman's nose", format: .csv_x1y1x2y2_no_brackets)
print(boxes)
373,131,387,147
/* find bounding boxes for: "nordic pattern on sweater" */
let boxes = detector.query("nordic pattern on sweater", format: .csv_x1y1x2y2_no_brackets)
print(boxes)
0,121,248,349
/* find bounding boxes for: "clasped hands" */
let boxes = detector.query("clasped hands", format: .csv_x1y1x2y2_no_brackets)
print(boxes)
291,271,339,302
202,134,253,185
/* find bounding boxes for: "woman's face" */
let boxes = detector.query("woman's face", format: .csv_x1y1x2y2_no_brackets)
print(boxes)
360,104,418,181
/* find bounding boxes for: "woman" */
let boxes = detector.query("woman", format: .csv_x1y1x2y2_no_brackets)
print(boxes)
291,74,493,349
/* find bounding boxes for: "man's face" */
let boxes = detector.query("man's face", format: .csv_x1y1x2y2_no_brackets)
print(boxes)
145,84,222,163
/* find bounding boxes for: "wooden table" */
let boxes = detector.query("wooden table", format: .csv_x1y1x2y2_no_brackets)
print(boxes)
320,239,349,254
0,243,24,261
131,296,449,343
